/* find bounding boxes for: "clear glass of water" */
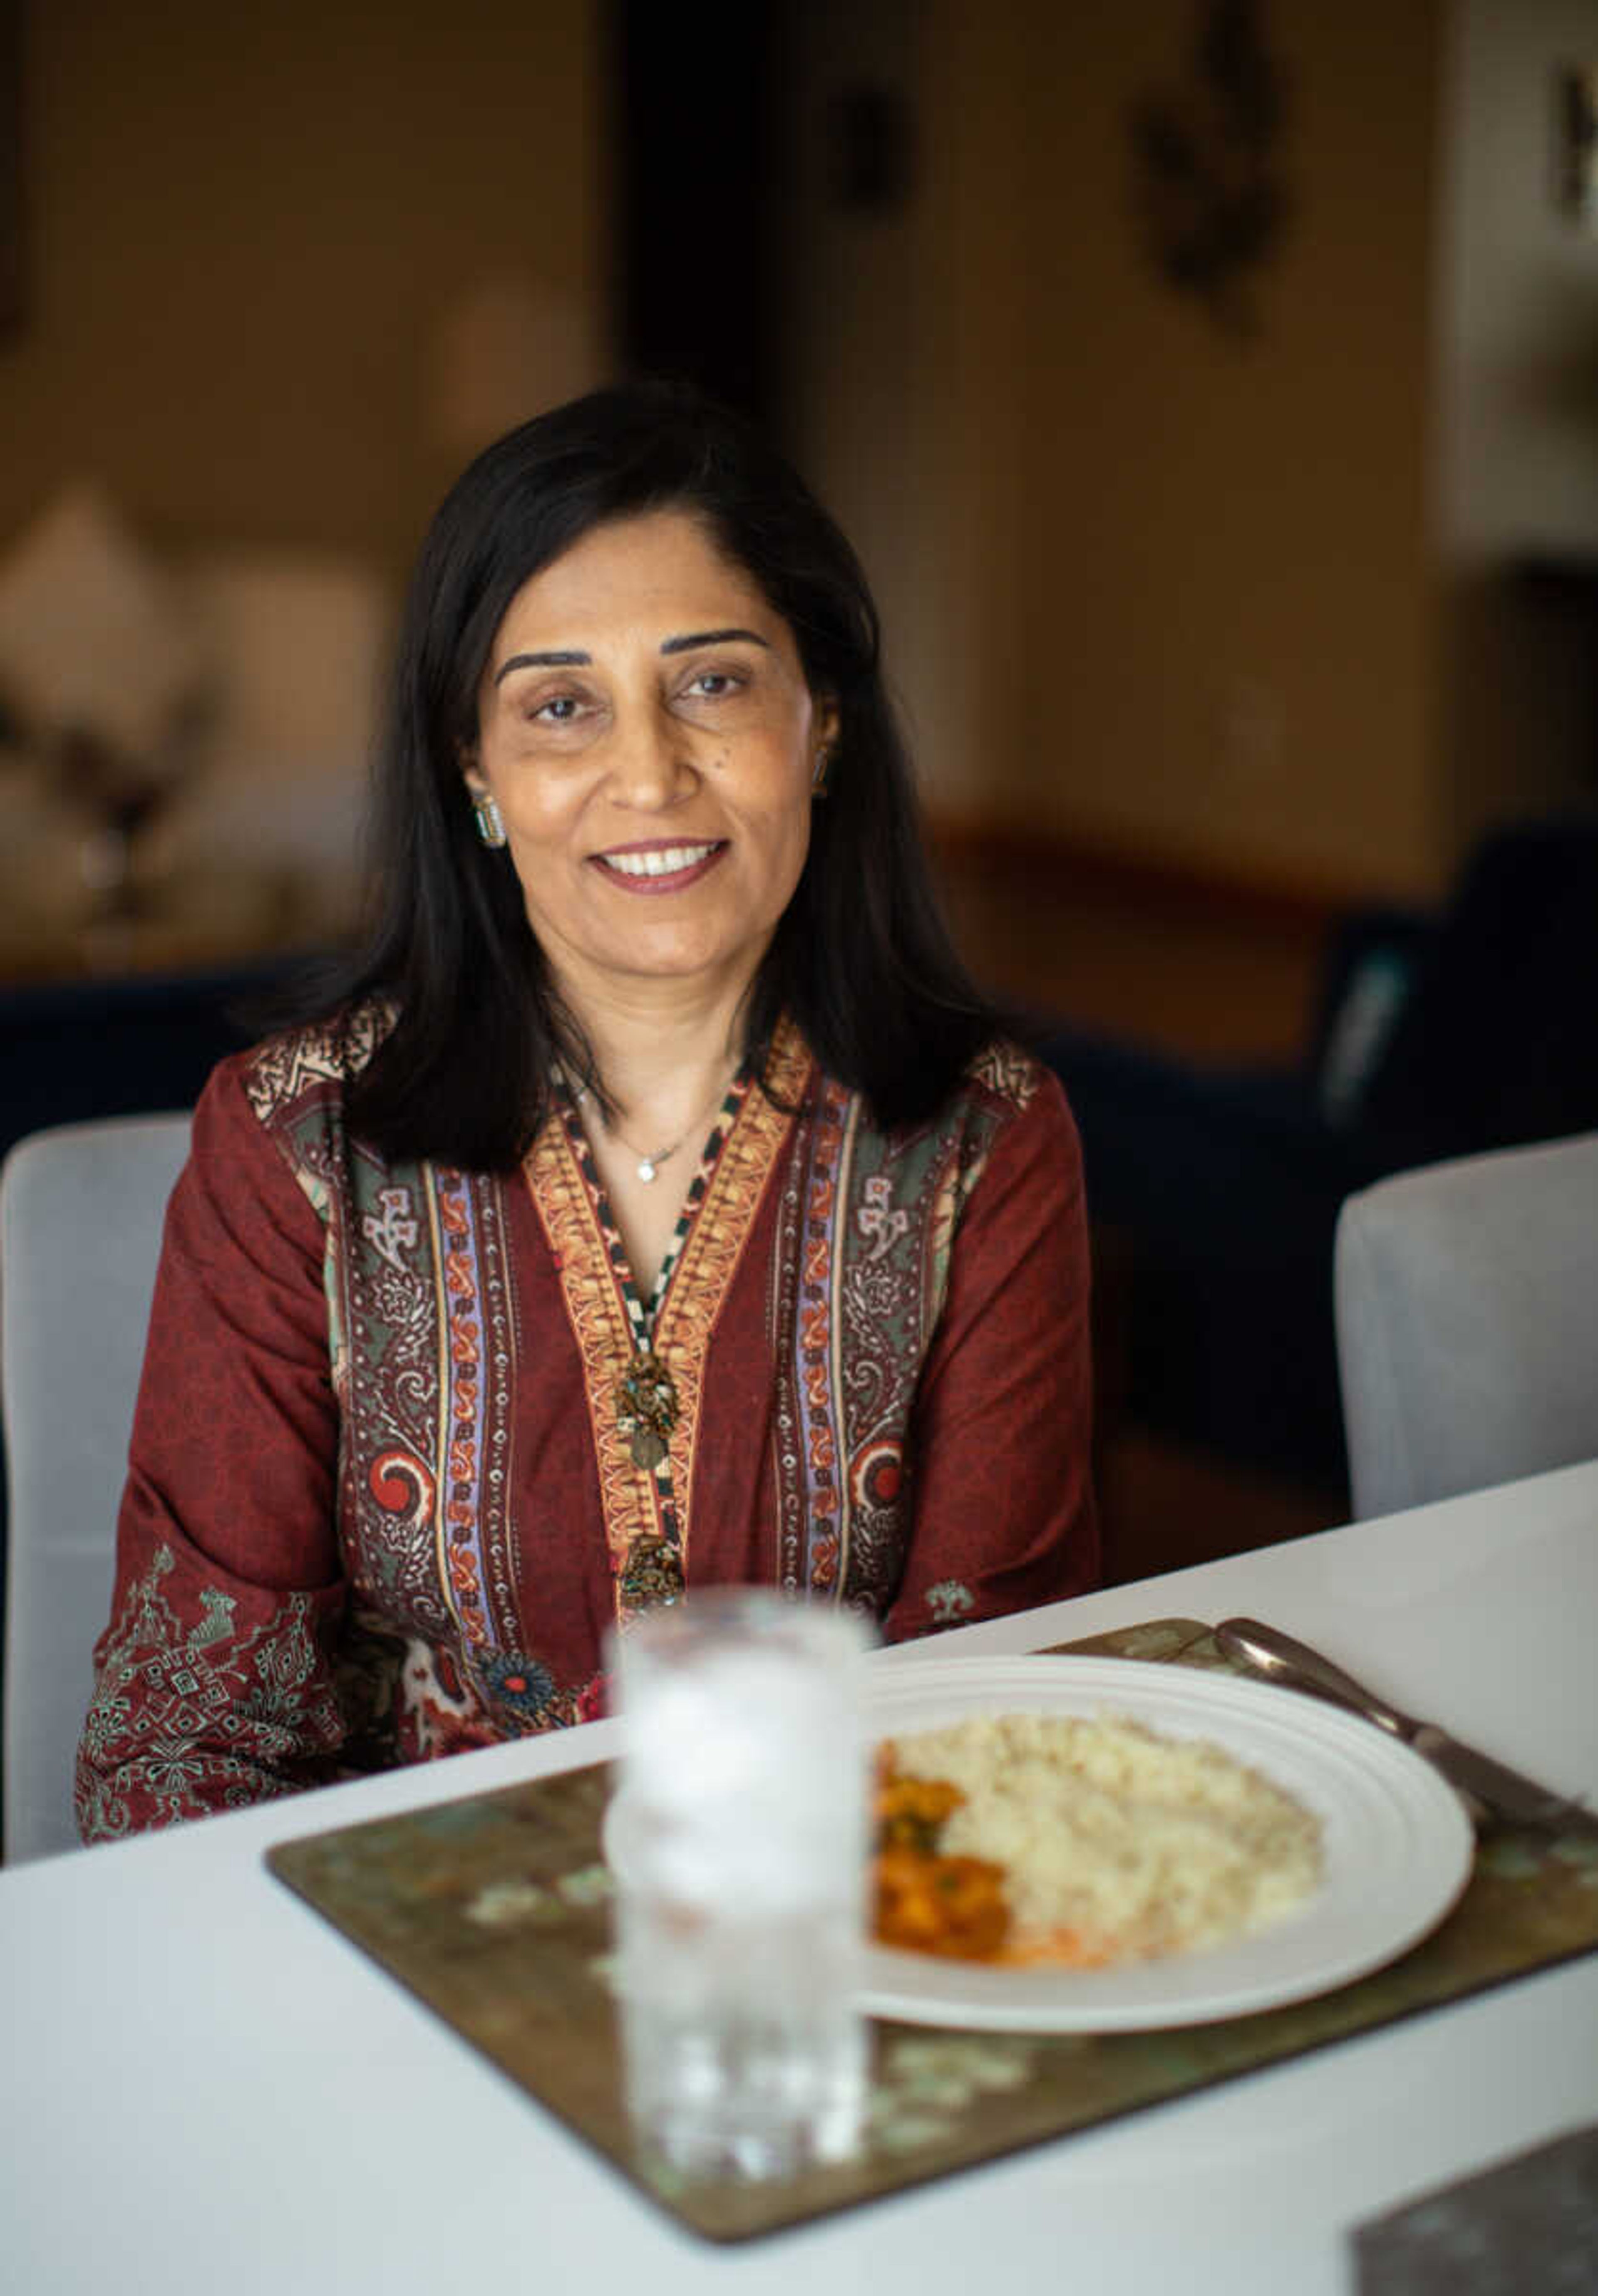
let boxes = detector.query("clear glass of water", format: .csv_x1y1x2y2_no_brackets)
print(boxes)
602,1589,874,2181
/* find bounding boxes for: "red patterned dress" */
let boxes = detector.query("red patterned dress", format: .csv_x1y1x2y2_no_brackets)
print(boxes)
76,1011,1098,1840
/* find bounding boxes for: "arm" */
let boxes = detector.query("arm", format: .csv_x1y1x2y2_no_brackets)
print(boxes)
76,1057,350,1841
884,1071,1099,1641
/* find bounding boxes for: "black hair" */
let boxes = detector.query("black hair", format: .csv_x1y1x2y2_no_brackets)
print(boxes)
298,378,1004,1169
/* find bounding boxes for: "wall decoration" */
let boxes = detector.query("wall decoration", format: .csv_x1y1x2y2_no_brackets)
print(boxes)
1129,0,1292,339
1555,65,1598,228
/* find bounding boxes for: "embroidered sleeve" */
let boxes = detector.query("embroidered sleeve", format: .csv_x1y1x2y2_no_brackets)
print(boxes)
75,1054,350,1841
75,1537,347,1840
884,1068,1100,1640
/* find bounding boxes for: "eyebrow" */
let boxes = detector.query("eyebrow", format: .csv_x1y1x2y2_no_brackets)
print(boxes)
494,648,590,684
493,627,772,686
659,627,771,656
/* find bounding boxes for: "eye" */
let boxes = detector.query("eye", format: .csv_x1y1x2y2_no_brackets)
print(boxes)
681,668,745,701
515,686,598,731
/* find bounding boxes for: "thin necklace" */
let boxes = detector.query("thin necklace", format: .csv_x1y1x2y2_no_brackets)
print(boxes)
571,1065,737,1185
551,1060,747,1479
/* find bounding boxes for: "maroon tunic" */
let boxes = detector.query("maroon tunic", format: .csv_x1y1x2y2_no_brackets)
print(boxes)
77,1013,1097,1840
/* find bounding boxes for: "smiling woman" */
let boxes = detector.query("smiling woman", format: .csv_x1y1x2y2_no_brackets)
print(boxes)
74,382,1100,1843
464,513,824,1055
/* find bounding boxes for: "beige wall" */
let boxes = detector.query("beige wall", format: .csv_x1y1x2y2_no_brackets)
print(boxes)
16,1,1568,916
0,0,608,575
790,0,1449,901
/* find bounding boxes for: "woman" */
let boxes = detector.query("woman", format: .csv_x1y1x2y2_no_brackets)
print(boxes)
77,381,1097,1842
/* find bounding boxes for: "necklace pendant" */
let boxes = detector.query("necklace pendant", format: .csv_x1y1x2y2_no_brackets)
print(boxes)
636,1158,656,1184
619,1533,684,1610
630,1426,667,1470
615,1347,679,1474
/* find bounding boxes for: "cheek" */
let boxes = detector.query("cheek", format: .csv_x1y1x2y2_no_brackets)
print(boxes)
769,787,814,893
491,766,577,842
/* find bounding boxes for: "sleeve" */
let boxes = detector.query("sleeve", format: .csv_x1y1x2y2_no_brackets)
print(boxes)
883,1070,1100,1642
75,1055,351,1843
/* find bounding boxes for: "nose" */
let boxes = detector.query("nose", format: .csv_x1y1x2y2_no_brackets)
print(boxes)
607,702,698,811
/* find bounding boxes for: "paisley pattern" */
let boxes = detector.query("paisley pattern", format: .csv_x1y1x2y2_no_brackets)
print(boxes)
769,1044,1032,1616
77,1012,1092,1840
249,1020,534,1728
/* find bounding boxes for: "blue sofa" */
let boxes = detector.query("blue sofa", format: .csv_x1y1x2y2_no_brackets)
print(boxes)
1042,811,1598,1498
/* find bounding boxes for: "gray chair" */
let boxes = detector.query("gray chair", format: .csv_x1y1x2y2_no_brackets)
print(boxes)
1334,1129,1598,1519
1,1113,192,1863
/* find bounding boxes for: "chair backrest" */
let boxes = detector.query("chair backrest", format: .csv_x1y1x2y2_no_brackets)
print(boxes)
1354,811,1598,1170
1,1113,192,1862
1334,1129,1598,1519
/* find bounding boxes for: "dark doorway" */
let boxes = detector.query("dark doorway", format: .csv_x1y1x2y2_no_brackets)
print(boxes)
606,3,782,425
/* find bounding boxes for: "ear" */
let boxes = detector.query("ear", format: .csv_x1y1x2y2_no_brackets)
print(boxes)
814,694,841,753
458,743,489,800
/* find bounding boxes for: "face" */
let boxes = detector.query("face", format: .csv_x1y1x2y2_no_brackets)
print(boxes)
464,509,834,1015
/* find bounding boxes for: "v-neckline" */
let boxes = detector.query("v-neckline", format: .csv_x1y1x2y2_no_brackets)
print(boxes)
523,1015,815,1618
551,1060,754,1341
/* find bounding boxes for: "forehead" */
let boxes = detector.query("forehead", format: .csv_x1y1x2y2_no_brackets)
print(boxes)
487,508,789,660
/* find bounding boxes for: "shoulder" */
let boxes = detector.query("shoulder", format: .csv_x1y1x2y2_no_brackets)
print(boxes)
236,998,395,1132
821,1035,1075,1166
935,1038,1078,1164
950,1039,1081,1200
829,1036,1079,1218
917,1039,1084,1233
188,1000,397,1215
960,1038,1067,1126
962,1038,1049,1113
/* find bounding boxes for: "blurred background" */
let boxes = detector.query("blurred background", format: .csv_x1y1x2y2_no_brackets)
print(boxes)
2,0,1596,1574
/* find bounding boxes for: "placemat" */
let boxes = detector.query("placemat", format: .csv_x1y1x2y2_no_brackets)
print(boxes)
267,1619,1598,2243
1351,2120,1598,2293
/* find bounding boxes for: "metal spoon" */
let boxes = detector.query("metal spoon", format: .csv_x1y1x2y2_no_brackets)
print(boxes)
1213,1617,1418,1736
1213,1615,1598,1838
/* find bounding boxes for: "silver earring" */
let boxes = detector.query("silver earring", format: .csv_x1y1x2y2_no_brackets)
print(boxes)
472,793,508,848
811,747,834,798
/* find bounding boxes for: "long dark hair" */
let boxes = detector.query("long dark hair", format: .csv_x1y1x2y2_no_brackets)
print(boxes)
304,379,1001,1169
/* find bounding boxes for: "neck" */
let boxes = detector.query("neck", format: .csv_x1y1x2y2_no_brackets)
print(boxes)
553,966,757,1138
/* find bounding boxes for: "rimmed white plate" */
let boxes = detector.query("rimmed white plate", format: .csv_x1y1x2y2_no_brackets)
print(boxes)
860,1655,1474,2031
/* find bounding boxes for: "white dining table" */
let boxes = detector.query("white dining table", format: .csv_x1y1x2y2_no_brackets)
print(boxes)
3,1459,1596,2295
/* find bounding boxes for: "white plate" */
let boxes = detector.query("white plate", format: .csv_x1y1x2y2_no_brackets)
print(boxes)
860,1655,1475,2031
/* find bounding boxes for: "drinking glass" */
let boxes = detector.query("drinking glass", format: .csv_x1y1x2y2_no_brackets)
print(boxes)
602,1589,873,2181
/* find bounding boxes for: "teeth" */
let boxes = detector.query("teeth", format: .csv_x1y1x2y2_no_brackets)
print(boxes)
603,844,716,878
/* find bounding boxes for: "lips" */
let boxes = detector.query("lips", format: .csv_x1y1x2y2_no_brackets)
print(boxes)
592,840,728,893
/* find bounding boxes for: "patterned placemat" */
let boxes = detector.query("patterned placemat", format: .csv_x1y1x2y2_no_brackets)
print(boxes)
1351,2120,1598,2293
266,1620,1598,2243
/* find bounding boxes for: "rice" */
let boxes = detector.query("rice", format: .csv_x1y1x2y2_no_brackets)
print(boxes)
882,1709,1323,1964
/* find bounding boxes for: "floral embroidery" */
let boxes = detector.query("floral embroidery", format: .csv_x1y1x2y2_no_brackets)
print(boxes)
81,1013,1062,1842
362,1184,420,1271
386,1632,596,1761
925,1578,976,1625
858,1173,911,1263
75,1543,344,1841
477,1651,557,1717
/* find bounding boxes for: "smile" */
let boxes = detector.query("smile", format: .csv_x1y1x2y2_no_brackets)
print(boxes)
593,841,728,891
